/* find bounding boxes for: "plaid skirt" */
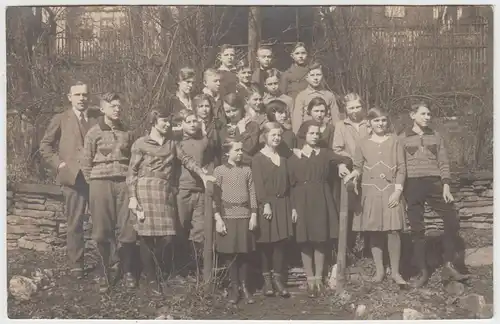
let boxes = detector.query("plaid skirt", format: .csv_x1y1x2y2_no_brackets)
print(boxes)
134,177,176,236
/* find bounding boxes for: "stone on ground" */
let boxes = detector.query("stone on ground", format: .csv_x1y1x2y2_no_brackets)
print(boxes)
403,308,424,320
464,246,493,267
444,281,465,296
458,294,486,316
9,275,38,301
354,304,367,319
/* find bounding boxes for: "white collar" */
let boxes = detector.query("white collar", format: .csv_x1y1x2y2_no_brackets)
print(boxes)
72,107,88,121
301,145,320,158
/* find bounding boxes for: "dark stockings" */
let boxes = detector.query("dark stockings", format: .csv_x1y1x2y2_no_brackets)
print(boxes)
140,236,173,281
259,240,286,276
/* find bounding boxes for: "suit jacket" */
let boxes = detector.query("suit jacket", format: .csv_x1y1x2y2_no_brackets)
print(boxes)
40,108,98,186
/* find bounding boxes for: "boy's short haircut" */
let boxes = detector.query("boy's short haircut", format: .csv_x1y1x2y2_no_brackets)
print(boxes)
410,101,430,112
265,68,281,80
100,92,120,103
221,139,242,155
236,59,251,72
343,92,362,105
290,42,307,53
219,44,235,54
244,85,264,101
176,108,197,123
257,45,273,55
266,99,288,122
307,60,322,72
203,68,220,82
306,96,328,115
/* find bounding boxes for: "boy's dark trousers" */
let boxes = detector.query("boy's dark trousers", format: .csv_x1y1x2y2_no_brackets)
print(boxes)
404,176,460,271
89,178,137,278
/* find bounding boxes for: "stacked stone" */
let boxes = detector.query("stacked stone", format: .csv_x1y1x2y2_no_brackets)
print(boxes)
424,172,493,231
6,184,87,252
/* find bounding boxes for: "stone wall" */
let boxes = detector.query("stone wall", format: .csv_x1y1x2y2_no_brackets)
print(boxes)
6,172,493,251
6,183,92,252
424,171,493,231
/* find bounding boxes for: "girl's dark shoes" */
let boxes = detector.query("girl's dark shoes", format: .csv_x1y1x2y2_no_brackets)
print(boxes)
262,273,275,297
442,262,470,281
272,273,290,298
240,282,255,304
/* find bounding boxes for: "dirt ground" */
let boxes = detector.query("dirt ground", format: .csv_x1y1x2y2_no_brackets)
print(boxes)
7,228,493,320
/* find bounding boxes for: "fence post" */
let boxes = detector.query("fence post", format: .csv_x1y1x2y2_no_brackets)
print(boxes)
335,183,349,293
248,7,261,70
203,181,214,291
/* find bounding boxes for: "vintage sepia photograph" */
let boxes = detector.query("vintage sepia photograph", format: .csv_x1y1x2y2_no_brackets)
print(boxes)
5,5,494,320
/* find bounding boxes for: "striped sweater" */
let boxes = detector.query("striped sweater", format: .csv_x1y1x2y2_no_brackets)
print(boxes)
399,127,451,184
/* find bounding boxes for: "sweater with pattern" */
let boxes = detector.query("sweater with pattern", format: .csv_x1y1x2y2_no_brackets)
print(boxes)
399,127,451,184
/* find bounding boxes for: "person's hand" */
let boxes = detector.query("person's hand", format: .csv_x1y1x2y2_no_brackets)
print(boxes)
343,170,359,184
201,174,216,188
443,184,455,203
263,203,272,220
388,190,402,208
215,217,227,235
292,209,298,223
58,161,67,169
249,213,257,231
128,197,140,210
338,163,350,178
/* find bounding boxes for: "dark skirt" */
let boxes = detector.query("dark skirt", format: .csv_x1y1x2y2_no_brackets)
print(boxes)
256,197,294,243
293,182,339,243
215,217,256,254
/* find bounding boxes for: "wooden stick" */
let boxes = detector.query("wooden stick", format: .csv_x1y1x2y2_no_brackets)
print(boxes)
203,181,214,289
336,182,349,293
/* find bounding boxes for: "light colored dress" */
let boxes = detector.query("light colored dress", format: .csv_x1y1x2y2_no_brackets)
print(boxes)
352,134,407,232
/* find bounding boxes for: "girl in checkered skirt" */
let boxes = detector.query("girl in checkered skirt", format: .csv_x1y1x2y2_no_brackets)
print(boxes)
127,103,214,295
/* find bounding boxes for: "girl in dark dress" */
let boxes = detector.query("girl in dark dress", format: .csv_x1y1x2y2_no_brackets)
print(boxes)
214,140,257,304
289,122,352,297
296,97,335,149
217,93,260,166
252,122,295,298
266,99,296,156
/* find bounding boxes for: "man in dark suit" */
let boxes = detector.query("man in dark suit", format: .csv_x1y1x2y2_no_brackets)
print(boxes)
40,82,105,278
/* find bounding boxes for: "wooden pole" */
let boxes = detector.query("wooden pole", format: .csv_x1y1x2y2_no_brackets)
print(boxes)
335,183,349,293
203,181,214,290
248,6,261,70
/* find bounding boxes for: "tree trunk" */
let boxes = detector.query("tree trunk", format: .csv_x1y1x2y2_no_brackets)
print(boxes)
248,7,261,70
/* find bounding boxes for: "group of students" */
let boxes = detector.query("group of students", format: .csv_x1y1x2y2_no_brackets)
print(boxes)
42,42,469,305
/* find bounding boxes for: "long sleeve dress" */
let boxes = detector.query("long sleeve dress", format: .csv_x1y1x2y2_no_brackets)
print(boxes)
127,135,203,236
213,163,257,253
288,148,352,243
351,134,407,232
252,152,294,243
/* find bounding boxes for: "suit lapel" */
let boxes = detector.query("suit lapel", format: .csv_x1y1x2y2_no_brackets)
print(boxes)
66,109,85,145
